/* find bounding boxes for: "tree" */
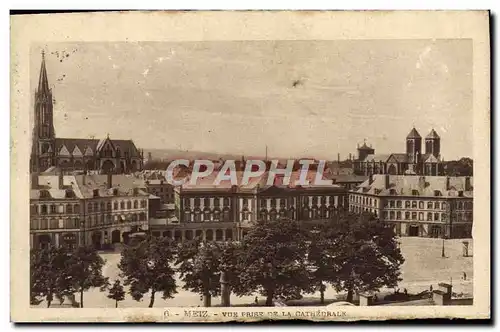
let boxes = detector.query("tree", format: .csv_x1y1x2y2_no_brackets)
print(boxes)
307,223,338,305
65,245,109,308
30,246,73,307
445,157,473,176
107,280,126,308
118,235,177,307
236,219,313,306
330,212,405,302
176,240,221,307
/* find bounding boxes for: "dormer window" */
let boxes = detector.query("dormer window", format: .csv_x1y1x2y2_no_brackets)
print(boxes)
113,188,118,196
389,189,397,195
434,190,442,197
39,190,51,199
65,189,75,198
458,191,464,197
412,190,419,196
93,189,99,197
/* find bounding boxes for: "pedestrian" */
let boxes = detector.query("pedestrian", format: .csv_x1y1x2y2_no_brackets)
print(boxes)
404,288,408,295
463,272,467,280
255,296,259,305
429,285,433,292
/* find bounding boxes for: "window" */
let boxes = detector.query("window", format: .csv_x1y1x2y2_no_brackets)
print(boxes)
412,190,419,196
271,198,277,207
66,205,73,214
50,205,56,214
396,200,402,208
419,212,423,221
427,212,432,221
419,201,424,209
100,202,105,211
134,200,138,209
141,200,146,208
457,201,463,210
204,198,210,206
383,211,388,219
269,209,277,221
405,201,410,208
427,202,433,209
120,201,125,209
434,213,440,221
194,198,200,207
194,209,202,222
389,211,395,220
93,189,99,197
396,211,401,220
441,214,447,221
223,198,230,206
214,198,220,207
213,209,221,221
184,211,191,222
50,219,58,229
127,201,131,209
260,210,268,221
94,202,98,212
411,201,417,209
412,212,417,220
74,204,80,214
389,200,395,208
40,219,48,229
441,202,447,210
434,202,440,209
41,205,47,214
434,190,442,197
204,210,211,221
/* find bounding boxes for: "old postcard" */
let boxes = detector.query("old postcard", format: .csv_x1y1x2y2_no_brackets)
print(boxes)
11,11,490,322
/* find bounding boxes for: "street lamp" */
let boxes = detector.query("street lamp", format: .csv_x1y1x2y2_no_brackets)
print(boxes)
441,236,446,258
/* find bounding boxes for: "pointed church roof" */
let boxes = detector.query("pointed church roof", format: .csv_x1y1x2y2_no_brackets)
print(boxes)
37,50,50,94
406,127,421,139
426,129,440,139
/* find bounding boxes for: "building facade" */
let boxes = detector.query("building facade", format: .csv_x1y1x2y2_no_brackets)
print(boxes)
349,174,473,238
30,172,150,249
148,171,349,242
30,51,144,174
353,128,445,176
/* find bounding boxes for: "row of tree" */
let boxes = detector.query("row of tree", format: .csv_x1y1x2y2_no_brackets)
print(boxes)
31,212,405,308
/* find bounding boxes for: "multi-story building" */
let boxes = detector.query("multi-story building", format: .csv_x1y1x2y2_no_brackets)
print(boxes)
148,170,348,242
353,128,445,176
30,51,144,174
30,171,150,249
349,174,473,238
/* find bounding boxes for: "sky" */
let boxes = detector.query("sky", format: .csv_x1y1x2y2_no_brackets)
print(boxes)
30,40,473,160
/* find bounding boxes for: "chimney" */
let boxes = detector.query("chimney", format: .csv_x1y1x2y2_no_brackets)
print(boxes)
384,174,390,189
465,176,471,191
58,169,64,189
107,172,112,189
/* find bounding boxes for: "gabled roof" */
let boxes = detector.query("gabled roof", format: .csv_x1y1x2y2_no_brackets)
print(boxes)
54,137,141,157
387,153,408,163
426,129,440,139
423,154,439,163
406,127,422,139
363,154,391,162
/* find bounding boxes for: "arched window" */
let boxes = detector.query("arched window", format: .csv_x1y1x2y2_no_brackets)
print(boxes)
94,202,98,212
134,200,138,209
41,205,47,214
107,202,112,211
127,201,132,209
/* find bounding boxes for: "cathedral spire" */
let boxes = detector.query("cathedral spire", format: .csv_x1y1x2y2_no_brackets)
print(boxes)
37,50,50,94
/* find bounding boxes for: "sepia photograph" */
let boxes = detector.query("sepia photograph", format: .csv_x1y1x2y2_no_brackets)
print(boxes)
10,11,490,322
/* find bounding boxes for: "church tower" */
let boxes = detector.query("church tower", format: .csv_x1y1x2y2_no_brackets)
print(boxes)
425,129,441,158
406,127,422,163
30,51,56,172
